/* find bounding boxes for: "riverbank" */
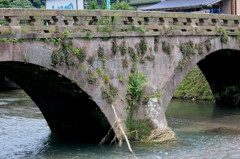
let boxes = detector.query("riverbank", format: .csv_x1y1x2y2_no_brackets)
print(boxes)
174,67,214,100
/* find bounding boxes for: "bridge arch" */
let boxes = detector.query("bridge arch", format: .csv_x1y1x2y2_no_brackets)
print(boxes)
198,49,240,106
162,37,240,111
0,61,114,142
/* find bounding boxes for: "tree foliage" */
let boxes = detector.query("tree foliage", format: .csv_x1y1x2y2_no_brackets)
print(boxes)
87,0,100,9
30,0,45,8
0,0,45,8
0,0,12,8
87,0,134,10
12,0,35,8
111,0,134,10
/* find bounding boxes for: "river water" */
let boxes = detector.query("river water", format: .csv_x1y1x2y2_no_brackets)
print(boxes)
1,90,240,159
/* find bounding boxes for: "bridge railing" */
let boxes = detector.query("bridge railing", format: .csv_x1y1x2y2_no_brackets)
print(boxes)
0,9,239,38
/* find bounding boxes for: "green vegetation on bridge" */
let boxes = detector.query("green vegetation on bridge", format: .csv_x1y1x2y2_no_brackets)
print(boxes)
174,67,214,100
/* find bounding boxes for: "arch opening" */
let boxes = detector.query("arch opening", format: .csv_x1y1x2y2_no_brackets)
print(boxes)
0,62,113,143
198,49,240,107
173,66,214,101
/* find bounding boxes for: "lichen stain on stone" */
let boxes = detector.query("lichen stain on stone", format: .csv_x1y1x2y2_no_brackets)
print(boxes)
145,97,165,128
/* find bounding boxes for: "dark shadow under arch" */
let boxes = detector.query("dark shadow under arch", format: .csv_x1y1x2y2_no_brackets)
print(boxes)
198,49,240,106
0,61,113,143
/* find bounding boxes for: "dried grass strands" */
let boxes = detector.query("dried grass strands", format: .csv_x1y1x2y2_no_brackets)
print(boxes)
146,127,176,143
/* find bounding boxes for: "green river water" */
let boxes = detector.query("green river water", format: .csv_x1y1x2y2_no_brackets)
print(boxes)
0,90,240,159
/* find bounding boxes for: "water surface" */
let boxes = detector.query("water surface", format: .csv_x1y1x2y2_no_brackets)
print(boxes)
0,90,240,159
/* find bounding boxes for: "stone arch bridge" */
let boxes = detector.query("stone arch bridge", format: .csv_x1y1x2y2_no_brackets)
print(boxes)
0,9,240,142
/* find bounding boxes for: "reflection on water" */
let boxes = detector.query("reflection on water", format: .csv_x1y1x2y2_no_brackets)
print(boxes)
0,90,240,159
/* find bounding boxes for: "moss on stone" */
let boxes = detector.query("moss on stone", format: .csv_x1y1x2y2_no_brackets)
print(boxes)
122,57,128,68
125,118,154,140
84,30,92,39
205,40,212,51
87,71,98,84
176,56,190,71
145,54,155,62
119,40,127,56
118,74,125,84
72,47,86,62
162,41,173,55
98,45,104,58
139,38,148,55
128,46,138,62
87,56,95,66
217,28,228,44
103,74,110,83
179,40,195,56
195,43,203,54
79,65,86,71
96,67,103,76
101,84,118,104
65,53,74,66
154,36,160,52
111,39,118,55
125,25,145,32
51,50,65,66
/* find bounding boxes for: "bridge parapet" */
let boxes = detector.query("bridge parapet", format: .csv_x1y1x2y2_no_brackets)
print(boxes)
0,9,239,38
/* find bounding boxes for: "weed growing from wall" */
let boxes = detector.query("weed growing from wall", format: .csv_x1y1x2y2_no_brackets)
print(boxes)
84,30,92,39
103,74,110,83
145,54,155,62
97,17,113,33
101,84,118,104
98,45,104,58
126,70,148,139
195,43,203,54
44,38,62,46
73,48,86,62
62,40,73,51
205,40,212,51
87,56,95,66
216,28,228,44
166,26,176,35
111,39,118,55
65,53,74,66
23,55,29,63
61,30,72,36
162,41,173,54
0,38,9,42
51,50,65,66
176,40,195,71
79,65,86,71
118,74,125,84
96,67,103,76
125,25,145,32
154,36,160,52
127,72,147,103
139,57,145,64
179,40,195,56
122,57,128,68
119,40,127,56
139,38,148,56
128,46,138,62
176,56,190,71
87,71,98,84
